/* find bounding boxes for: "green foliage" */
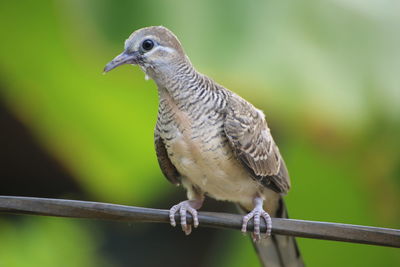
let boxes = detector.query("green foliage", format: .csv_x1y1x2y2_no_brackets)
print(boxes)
0,218,109,267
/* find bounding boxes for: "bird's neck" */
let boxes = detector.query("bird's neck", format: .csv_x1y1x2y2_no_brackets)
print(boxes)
154,60,214,105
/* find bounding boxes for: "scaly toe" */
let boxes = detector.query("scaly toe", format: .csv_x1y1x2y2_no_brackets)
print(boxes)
179,205,188,231
261,211,272,237
187,207,199,228
252,233,261,242
169,204,181,227
168,200,201,235
253,211,261,237
241,213,253,233
183,225,192,235
241,207,272,240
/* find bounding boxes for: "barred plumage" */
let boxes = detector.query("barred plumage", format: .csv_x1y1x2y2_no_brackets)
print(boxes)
105,25,304,267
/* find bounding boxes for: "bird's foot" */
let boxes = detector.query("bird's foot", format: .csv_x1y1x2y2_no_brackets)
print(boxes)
241,197,272,242
169,200,202,235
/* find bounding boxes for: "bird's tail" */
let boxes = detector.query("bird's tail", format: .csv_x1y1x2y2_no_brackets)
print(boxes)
240,198,304,267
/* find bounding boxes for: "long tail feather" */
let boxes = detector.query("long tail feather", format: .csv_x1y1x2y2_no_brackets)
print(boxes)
239,198,304,267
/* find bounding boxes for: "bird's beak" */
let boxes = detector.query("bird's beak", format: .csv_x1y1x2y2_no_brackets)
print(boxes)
103,51,140,73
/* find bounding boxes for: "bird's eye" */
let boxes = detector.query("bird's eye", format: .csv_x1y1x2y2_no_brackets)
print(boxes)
141,39,154,51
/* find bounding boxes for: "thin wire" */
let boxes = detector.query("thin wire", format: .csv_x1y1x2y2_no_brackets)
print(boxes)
0,196,399,248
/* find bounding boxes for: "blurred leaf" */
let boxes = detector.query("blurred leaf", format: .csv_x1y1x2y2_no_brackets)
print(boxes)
0,218,109,267
0,0,169,204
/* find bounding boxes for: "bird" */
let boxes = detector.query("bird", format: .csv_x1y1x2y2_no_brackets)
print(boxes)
104,26,303,267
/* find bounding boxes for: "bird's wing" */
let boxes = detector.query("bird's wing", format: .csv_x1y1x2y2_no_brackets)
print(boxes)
154,126,181,185
224,96,290,194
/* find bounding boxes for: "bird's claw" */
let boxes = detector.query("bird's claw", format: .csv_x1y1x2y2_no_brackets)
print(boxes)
169,200,199,235
241,206,272,242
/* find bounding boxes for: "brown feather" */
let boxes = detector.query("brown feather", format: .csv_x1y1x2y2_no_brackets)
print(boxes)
224,95,291,194
154,129,181,185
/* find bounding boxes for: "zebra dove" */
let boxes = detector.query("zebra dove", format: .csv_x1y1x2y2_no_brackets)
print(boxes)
104,26,303,267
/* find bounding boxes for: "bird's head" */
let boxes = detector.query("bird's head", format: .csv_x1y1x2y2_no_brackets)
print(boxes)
104,26,187,79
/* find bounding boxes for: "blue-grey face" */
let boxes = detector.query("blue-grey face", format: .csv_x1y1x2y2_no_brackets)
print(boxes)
104,26,185,73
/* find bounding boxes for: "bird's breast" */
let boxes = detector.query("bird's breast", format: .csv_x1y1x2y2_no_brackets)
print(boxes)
159,106,260,207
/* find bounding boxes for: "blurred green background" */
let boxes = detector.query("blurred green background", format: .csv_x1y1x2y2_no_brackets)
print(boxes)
0,0,399,266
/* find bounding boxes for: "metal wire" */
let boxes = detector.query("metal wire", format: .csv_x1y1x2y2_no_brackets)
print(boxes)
0,196,399,248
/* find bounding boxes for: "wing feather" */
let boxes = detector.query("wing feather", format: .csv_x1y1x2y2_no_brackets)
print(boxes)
154,126,181,185
224,96,290,194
